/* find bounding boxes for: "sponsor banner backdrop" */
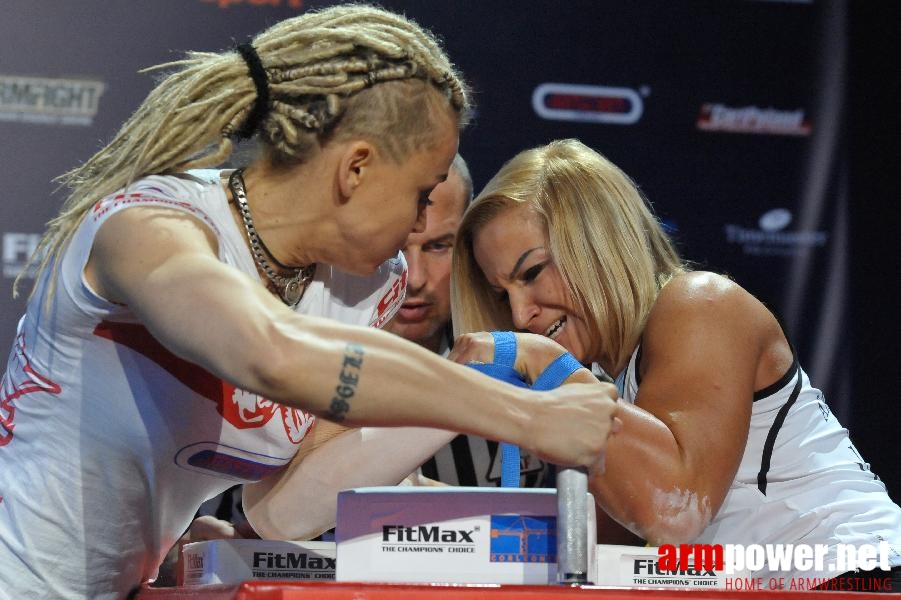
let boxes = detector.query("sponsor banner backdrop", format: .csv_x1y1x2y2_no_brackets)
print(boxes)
2,2,854,433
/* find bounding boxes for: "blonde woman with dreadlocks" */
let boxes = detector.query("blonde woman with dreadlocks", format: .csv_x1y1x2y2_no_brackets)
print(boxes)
0,7,619,598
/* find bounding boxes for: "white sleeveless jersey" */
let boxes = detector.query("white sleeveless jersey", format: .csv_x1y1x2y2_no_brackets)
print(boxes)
615,346,901,581
0,170,406,599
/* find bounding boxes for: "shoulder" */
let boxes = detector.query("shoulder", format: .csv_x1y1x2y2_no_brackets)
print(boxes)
651,271,767,326
88,172,219,225
642,271,779,368
661,270,742,300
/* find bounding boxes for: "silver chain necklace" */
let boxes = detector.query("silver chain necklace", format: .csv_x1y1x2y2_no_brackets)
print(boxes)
228,168,315,307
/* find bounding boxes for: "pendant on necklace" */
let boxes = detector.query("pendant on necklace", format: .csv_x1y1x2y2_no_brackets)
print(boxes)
284,279,303,306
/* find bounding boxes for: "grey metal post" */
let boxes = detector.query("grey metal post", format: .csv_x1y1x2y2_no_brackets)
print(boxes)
556,466,590,584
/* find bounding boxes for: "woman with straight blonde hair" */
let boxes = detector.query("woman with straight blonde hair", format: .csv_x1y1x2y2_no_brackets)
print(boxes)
0,11,618,598
450,138,901,589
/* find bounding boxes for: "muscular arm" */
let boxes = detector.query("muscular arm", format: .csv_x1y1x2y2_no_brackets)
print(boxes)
589,272,793,545
86,207,617,468
244,351,599,540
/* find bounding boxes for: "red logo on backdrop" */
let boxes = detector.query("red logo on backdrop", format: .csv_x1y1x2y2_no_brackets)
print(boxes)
1,334,62,446
93,321,312,445
532,83,645,125
696,103,811,136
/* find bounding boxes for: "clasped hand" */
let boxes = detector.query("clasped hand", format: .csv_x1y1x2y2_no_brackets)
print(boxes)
449,331,621,472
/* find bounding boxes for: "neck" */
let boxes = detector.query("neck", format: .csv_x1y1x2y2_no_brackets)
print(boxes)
226,168,315,307
234,164,320,268
231,147,353,271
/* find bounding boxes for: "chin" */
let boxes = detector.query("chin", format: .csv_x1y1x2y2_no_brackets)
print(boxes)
334,248,399,276
340,258,383,277
362,262,383,276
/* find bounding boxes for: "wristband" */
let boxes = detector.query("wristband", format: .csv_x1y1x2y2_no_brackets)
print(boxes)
466,361,525,488
499,443,520,489
466,362,529,388
532,352,583,391
489,330,517,368
466,331,525,488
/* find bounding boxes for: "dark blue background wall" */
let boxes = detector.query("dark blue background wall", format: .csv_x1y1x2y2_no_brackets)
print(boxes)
2,0,897,497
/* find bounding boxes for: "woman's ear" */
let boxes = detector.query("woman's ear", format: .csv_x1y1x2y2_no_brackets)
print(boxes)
337,141,375,200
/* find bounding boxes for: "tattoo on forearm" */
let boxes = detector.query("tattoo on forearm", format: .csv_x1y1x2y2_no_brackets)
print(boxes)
328,343,364,421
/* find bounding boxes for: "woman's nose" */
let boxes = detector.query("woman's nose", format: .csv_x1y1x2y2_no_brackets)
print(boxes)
509,291,539,331
404,248,426,292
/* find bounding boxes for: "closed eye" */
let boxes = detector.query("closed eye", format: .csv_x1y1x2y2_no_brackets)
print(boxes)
522,263,545,283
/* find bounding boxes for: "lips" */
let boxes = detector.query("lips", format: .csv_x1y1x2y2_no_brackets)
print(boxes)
544,317,566,339
396,303,431,322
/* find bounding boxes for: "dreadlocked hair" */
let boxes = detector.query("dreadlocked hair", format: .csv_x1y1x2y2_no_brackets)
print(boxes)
17,2,471,303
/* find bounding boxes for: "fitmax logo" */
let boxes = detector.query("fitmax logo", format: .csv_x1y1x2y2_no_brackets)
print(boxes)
637,559,718,577
382,525,475,543
252,551,335,570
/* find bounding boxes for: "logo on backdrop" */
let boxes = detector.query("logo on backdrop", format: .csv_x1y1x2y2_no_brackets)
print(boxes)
0,76,105,126
697,103,811,136
2,233,41,279
532,83,647,125
724,208,828,256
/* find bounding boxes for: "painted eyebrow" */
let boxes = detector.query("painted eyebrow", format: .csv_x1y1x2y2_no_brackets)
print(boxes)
508,247,543,281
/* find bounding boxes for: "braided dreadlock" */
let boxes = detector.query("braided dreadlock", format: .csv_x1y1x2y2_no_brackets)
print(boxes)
18,3,471,303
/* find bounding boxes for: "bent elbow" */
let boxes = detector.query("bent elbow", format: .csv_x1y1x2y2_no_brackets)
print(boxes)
637,488,714,545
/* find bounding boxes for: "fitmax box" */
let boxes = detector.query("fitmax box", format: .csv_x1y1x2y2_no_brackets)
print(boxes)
181,539,335,585
595,544,751,589
335,486,596,585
